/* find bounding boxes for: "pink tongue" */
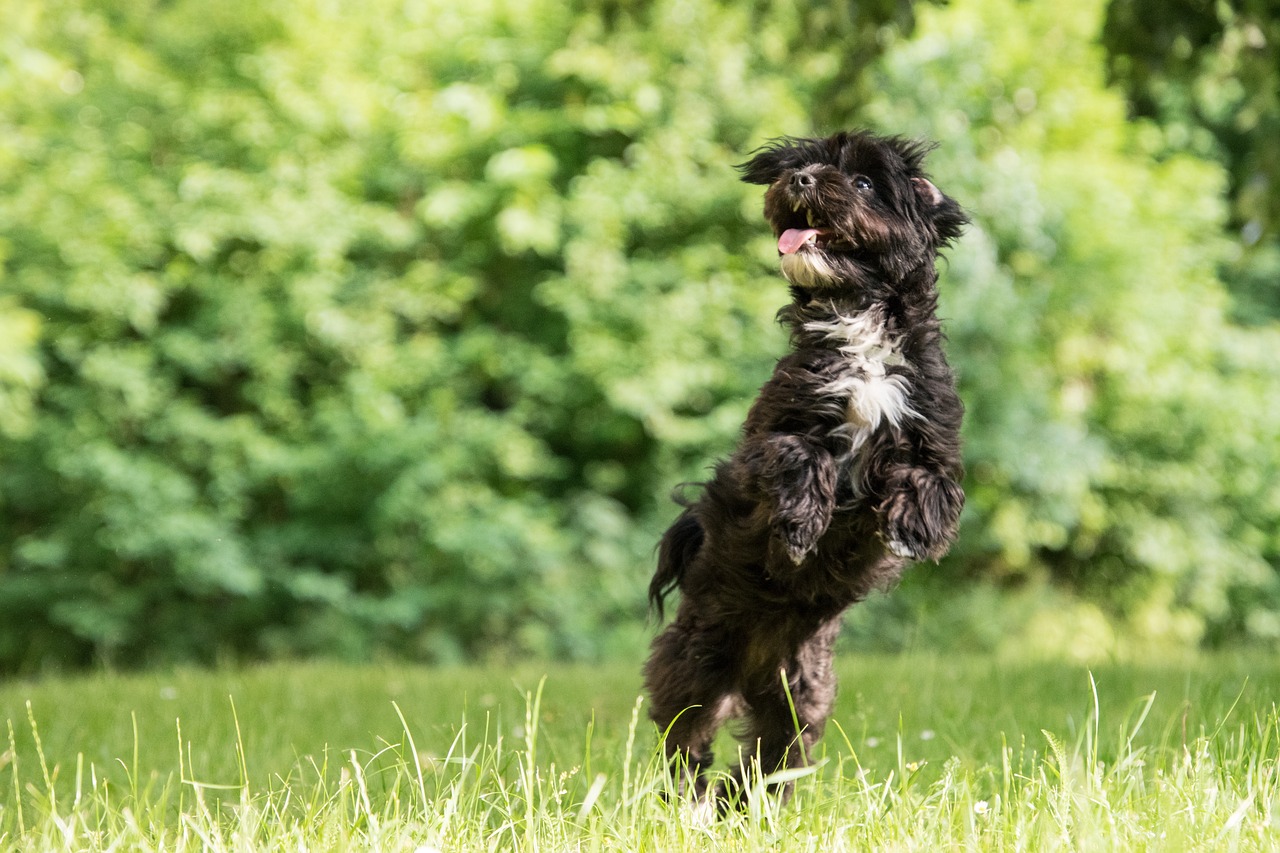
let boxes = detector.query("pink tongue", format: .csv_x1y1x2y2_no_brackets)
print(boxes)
778,228,820,255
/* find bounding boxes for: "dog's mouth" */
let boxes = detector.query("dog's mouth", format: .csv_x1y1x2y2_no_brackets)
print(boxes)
775,203,856,255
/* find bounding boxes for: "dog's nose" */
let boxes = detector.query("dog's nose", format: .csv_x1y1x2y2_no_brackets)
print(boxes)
790,171,815,191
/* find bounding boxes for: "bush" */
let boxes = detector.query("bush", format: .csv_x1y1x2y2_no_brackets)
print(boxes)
863,0,1280,647
0,0,1276,670
0,0,911,668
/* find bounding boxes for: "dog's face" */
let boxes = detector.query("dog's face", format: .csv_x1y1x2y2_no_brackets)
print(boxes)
738,131,967,287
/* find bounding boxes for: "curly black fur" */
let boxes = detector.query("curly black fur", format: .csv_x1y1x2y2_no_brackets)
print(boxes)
643,130,968,812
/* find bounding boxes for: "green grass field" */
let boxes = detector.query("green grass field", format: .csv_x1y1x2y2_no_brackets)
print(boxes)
2,653,1279,850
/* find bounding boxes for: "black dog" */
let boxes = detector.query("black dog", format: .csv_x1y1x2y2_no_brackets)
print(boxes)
644,130,968,810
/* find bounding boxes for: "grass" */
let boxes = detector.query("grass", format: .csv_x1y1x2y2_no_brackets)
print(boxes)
1,653,1279,849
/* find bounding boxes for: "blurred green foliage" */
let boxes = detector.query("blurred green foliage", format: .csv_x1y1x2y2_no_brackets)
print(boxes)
859,0,1280,651
1103,0,1280,323
0,0,1276,671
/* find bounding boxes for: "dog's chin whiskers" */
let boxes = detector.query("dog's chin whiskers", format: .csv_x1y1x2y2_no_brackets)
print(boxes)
780,252,840,289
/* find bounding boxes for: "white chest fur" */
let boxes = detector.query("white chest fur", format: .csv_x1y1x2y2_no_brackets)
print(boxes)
804,304,915,469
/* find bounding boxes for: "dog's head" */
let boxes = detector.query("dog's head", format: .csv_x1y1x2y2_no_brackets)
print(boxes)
738,131,967,289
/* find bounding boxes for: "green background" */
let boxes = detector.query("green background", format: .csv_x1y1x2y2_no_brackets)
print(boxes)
1,0,1277,671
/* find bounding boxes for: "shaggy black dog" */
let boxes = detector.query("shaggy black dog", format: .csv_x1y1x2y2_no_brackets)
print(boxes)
644,130,968,811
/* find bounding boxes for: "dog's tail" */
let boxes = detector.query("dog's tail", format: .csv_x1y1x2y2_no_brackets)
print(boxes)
648,507,704,621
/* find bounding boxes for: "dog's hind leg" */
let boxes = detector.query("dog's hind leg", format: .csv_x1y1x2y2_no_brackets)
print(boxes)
644,614,738,799
718,618,840,809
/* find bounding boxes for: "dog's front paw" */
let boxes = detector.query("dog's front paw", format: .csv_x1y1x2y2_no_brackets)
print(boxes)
880,506,938,563
879,470,964,562
770,490,834,566
774,514,826,565
886,538,919,561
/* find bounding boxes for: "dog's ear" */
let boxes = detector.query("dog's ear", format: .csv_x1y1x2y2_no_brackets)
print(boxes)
912,176,968,245
911,177,944,207
736,138,805,185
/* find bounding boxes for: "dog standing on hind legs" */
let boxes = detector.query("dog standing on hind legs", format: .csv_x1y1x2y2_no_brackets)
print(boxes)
643,130,969,812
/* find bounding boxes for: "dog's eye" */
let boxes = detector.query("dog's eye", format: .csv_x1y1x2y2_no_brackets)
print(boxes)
854,175,874,191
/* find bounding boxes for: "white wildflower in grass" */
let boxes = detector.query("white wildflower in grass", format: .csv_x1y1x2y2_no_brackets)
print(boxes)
919,729,936,741
973,800,990,817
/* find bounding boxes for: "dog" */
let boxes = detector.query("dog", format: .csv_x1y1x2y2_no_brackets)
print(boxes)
643,130,968,811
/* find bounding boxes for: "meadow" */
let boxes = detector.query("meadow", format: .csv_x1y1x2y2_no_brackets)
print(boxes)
2,653,1279,850
3,2,1278,848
